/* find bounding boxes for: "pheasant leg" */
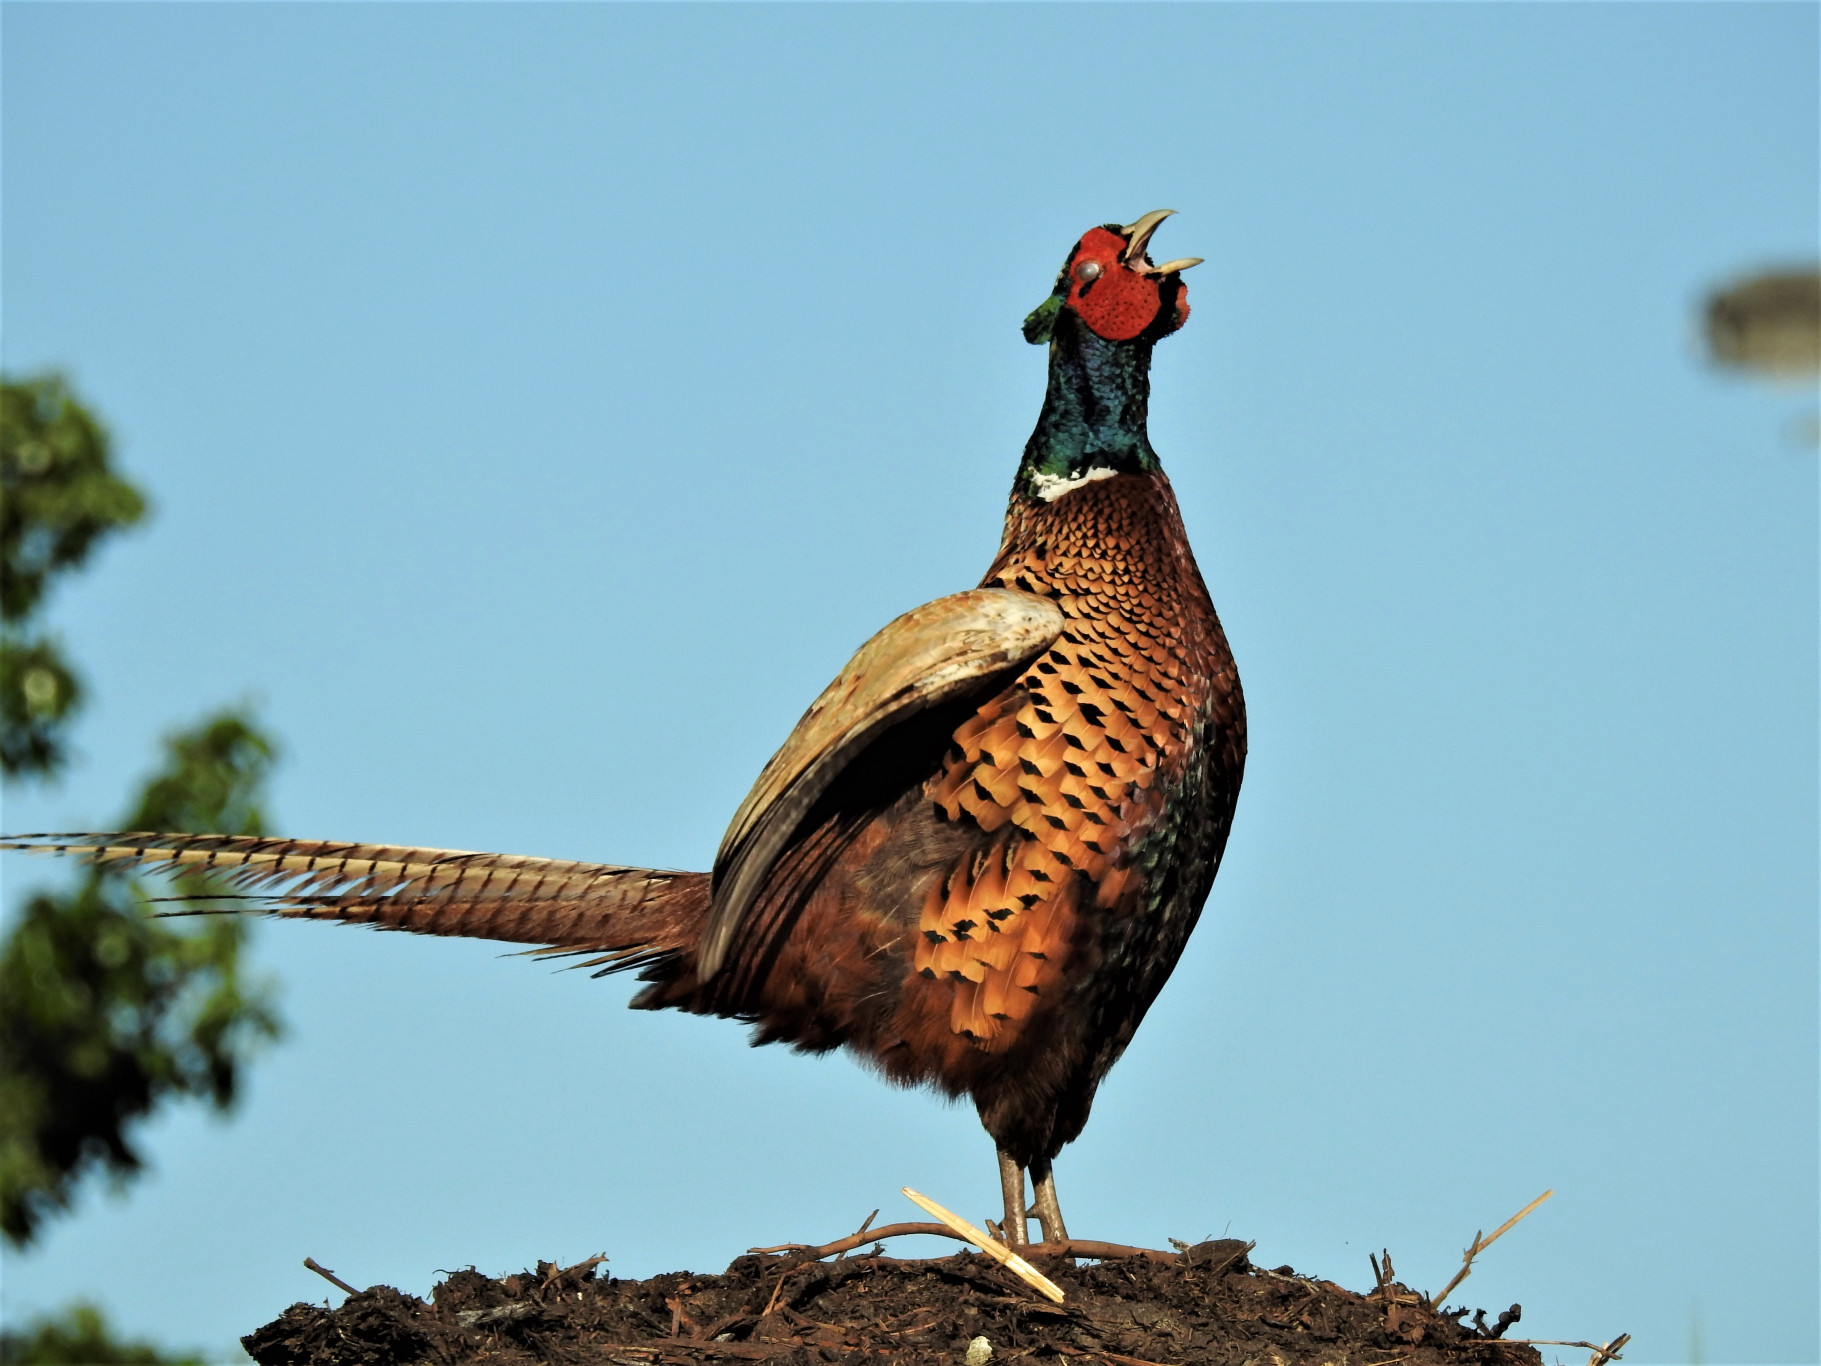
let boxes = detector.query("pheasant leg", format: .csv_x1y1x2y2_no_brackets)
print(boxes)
996,1148,1031,1248
1030,1160,1069,1245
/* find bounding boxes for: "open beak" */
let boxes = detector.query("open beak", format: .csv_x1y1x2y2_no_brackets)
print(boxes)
1121,208,1204,277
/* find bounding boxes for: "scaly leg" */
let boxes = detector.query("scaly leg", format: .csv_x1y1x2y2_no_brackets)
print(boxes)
1030,1159,1069,1246
996,1148,1030,1248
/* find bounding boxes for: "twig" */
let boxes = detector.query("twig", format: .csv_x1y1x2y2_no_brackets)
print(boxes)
667,1293,706,1339
1432,1189,1553,1308
1039,1239,1178,1265
598,1340,779,1361
836,1209,878,1260
1369,1250,1419,1333
544,1252,608,1286
303,1257,358,1296
901,1187,1066,1303
879,1306,944,1336
751,1221,954,1255
1500,1335,1631,1365
761,1260,817,1317
750,1223,1174,1264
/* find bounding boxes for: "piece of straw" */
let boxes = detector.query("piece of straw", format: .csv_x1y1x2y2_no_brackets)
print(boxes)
900,1188,1066,1303
1432,1189,1553,1308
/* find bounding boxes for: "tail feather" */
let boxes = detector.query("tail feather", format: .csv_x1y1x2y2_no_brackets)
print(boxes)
0,832,710,961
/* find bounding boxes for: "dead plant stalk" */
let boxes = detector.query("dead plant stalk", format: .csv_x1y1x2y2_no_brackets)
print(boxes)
1432,1189,1553,1307
1502,1335,1632,1366
901,1187,1067,1304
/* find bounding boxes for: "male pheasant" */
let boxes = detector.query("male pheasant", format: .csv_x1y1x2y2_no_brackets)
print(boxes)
4,211,1246,1249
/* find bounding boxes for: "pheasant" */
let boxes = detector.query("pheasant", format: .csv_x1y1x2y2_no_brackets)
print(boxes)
4,211,1246,1249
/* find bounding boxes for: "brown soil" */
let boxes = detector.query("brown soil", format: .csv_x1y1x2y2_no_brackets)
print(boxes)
242,1240,1543,1366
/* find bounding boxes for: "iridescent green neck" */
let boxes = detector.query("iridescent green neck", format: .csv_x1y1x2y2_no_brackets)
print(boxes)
1015,311,1159,501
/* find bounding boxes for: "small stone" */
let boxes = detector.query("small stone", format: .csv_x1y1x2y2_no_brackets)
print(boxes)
964,1335,993,1366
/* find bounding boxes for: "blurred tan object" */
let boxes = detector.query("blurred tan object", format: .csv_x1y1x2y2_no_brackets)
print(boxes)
1704,267,1821,379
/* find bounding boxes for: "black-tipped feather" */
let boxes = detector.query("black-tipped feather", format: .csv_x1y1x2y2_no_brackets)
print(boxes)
0,833,712,957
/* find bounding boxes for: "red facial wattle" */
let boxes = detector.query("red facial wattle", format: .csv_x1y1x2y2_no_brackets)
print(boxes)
1065,226,1188,342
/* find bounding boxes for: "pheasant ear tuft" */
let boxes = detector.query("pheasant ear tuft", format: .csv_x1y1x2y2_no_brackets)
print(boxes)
1022,294,1062,345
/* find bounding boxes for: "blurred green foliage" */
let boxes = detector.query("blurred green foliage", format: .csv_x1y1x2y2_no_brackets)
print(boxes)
0,1302,203,1365
1,711,281,1245
0,375,146,620
1,375,146,781
0,374,284,1270
0,636,82,779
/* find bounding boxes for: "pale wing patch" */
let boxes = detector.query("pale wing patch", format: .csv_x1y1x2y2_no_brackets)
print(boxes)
704,587,1064,978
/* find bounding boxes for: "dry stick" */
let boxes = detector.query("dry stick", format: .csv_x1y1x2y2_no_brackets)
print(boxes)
750,1222,1172,1265
1370,1254,1406,1307
1370,1250,1419,1333
1501,1335,1631,1366
761,1258,821,1317
901,1187,1066,1304
1036,1239,1177,1265
1431,1189,1554,1308
750,1221,954,1255
545,1252,608,1286
835,1208,879,1261
302,1257,358,1296
598,1340,777,1361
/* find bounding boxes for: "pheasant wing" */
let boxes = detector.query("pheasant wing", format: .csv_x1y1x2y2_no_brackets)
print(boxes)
702,587,1063,978
0,833,706,964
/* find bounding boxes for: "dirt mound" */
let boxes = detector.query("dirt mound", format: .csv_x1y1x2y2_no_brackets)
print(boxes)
243,1240,1545,1366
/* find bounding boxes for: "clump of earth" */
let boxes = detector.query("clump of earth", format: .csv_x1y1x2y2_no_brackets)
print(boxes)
244,1238,1546,1366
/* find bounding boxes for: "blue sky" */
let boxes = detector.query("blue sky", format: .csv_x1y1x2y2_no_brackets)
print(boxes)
2,4,1815,1362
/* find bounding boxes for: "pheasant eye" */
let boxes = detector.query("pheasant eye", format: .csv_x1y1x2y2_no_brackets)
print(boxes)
1074,261,1102,283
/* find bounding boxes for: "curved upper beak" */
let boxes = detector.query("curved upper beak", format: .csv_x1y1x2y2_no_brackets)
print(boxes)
1121,208,1204,277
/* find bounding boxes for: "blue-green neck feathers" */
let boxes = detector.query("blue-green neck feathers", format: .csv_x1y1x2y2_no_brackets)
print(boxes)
1016,309,1160,502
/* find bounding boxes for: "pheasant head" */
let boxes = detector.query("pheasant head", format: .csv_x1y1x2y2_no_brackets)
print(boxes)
1017,210,1203,502
1022,209,1201,347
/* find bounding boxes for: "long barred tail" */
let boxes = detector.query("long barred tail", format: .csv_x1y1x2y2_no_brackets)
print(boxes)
0,832,710,973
